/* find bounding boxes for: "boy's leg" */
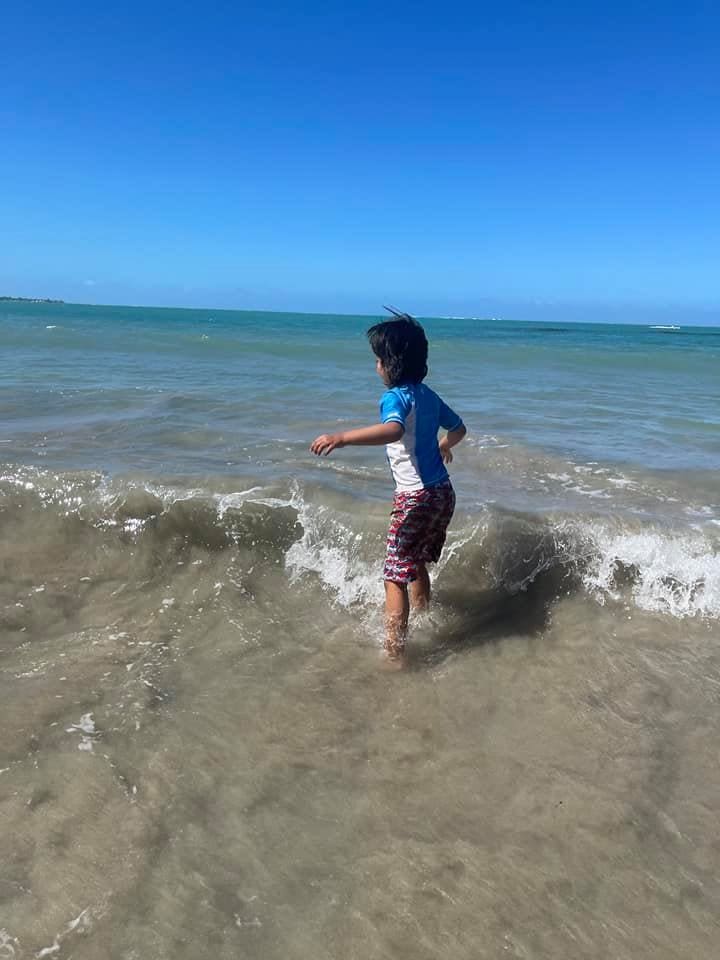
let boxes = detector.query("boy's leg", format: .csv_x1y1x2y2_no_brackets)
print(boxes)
384,580,409,662
409,563,430,610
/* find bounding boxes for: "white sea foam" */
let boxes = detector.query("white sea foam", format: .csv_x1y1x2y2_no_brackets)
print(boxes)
35,909,92,958
284,490,384,607
66,713,97,751
607,477,636,488
579,525,720,619
567,485,612,499
0,929,18,959
216,488,268,515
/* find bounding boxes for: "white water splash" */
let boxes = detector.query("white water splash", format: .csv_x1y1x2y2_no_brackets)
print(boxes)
580,526,720,619
285,499,384,607
0,929,18,959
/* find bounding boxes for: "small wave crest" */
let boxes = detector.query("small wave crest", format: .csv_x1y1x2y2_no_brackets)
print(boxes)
576,523,720,619
285,499,385,607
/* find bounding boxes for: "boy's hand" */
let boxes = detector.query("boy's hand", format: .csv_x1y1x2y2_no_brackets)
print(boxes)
439,437,453,464
310,433,345,456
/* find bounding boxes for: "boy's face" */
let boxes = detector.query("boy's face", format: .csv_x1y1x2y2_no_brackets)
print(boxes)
375,356,390,385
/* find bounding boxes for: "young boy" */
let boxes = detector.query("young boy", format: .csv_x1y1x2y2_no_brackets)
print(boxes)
310,312,466,667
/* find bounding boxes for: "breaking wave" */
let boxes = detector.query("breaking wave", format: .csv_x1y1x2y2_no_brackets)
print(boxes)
2,465,719,623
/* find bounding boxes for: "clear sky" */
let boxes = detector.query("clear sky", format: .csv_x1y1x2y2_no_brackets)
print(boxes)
2,0,718,322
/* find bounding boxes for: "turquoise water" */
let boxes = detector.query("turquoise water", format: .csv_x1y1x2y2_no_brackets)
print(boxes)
2,302,719,476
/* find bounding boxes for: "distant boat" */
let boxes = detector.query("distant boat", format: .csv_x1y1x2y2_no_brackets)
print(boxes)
649,325,681,331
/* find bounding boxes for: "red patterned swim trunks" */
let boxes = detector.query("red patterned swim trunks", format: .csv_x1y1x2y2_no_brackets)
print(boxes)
383,480,456,584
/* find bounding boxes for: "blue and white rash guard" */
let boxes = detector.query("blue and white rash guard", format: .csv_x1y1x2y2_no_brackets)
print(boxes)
380,382,464,492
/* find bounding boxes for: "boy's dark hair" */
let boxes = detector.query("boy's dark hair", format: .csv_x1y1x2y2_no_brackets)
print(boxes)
366,312,428,386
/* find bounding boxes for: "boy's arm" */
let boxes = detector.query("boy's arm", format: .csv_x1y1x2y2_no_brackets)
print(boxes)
439,424,467,464
310,422,404,457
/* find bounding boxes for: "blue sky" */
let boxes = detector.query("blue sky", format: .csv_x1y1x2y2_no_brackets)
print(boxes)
2,0,718,322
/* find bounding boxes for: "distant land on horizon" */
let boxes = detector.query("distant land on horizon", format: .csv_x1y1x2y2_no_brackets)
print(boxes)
1,295,65,304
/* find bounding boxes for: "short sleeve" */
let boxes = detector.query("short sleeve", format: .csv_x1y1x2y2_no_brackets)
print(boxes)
438,397,463,431
380,388,411,426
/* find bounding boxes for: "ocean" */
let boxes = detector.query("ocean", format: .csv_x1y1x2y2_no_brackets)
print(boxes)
1,301,719,959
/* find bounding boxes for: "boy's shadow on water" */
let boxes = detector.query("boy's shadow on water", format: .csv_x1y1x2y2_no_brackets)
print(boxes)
415,566,575,668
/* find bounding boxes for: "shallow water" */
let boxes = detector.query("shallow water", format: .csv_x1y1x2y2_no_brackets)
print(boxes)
1,303,720,958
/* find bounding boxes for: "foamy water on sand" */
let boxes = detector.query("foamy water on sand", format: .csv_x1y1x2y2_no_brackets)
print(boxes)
1,303,719,958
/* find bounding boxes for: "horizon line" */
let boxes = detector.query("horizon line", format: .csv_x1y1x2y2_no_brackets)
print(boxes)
3,296,719,329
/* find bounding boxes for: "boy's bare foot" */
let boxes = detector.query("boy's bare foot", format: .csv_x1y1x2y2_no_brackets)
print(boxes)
380,650,408,671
